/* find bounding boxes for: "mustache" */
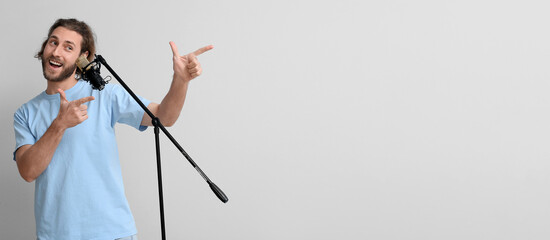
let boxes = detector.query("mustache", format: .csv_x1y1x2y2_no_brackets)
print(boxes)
47,57,64,65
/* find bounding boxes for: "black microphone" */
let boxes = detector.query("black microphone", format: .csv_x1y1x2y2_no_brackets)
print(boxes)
76,55,108,91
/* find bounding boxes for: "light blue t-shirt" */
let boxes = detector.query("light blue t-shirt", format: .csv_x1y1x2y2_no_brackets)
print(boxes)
13,80,151,240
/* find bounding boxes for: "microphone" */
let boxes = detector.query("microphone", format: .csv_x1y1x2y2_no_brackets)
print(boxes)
76,55,108,91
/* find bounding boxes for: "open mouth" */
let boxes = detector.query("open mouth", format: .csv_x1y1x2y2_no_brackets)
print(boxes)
49,59,63,69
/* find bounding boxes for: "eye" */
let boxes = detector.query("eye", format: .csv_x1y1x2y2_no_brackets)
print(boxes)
66,46,73,51
49,40,58,46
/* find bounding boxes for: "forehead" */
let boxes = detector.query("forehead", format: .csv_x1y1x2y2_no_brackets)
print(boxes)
49,26,83,48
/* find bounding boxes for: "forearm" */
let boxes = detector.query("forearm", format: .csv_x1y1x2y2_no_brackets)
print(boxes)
159,77,189,125
143,78,189,127
16,119,66,182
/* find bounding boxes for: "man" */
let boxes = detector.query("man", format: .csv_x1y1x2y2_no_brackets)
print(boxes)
13,18,212,239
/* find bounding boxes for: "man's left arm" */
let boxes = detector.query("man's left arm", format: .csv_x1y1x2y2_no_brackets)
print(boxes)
141,41,213,127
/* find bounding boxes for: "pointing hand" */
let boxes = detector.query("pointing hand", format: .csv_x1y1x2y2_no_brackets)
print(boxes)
56,88,95,129
169,41,213,82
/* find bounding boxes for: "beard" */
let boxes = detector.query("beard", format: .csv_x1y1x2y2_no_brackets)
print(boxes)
41,56,77,82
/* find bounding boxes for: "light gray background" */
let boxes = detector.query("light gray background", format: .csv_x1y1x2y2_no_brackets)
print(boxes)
1,0,550,239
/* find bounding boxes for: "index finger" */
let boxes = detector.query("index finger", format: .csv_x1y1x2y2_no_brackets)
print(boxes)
74,96,95,106
169,41,179,57
193,45,214,56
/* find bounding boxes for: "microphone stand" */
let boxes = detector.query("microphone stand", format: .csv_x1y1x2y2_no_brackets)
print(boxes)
95,55,228,240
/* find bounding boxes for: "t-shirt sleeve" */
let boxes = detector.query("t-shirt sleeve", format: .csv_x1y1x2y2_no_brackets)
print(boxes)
13,108,36,161
111,84,152,131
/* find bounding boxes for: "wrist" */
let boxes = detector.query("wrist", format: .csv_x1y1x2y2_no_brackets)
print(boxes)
173,74,191,84
51,118,68,132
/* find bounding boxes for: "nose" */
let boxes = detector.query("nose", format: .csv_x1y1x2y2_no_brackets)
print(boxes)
52,45,62,57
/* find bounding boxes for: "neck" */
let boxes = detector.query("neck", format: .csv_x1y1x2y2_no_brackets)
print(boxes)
45,77,79,95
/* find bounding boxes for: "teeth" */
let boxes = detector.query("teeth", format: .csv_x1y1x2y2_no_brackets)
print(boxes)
49,60,62,67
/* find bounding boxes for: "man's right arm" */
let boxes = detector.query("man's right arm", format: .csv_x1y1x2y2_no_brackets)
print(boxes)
15,88,94,182
16,119,66,182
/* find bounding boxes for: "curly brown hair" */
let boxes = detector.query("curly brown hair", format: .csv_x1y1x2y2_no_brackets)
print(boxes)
36,18,96,75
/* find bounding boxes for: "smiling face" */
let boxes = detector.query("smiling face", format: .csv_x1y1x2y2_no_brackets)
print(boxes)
41,27,84,82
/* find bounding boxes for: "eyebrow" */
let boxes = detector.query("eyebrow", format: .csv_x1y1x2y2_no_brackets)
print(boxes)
49,35,76,47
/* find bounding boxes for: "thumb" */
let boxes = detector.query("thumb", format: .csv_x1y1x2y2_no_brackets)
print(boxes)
169,41,179,57
58,89,68,103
